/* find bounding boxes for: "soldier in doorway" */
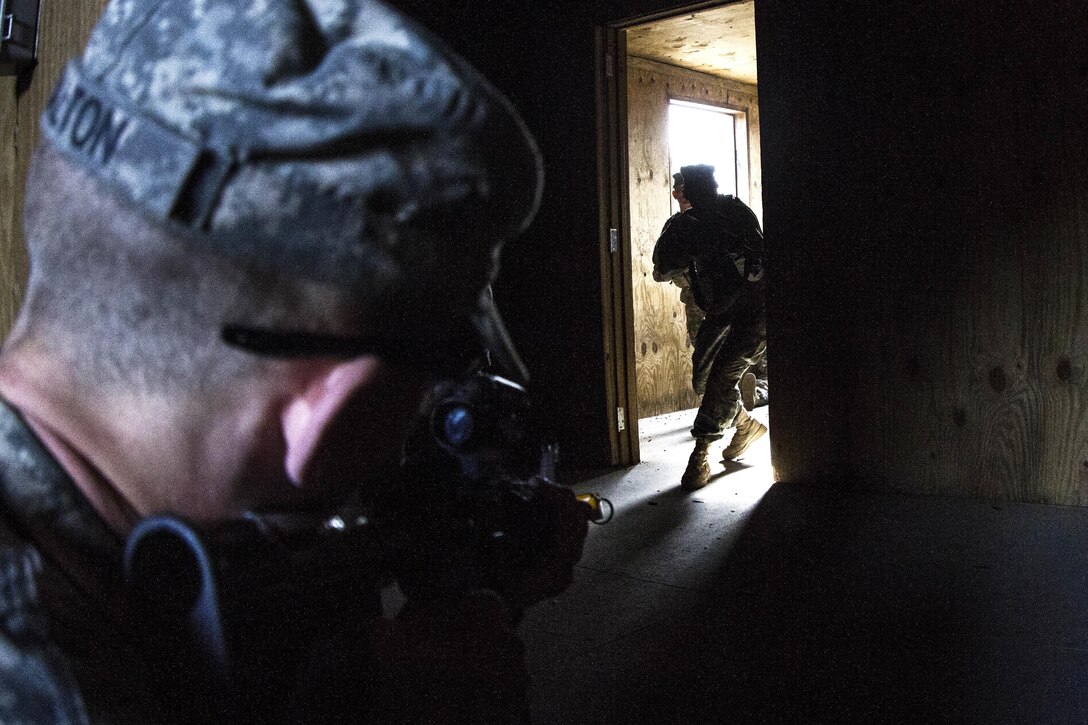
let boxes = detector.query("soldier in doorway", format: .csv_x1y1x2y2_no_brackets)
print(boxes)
652,165,768,490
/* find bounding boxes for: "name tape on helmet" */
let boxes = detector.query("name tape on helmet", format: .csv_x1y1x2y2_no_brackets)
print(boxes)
41,63,206,221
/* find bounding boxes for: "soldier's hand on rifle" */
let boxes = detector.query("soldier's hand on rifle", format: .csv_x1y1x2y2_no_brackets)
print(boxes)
503,481,590,611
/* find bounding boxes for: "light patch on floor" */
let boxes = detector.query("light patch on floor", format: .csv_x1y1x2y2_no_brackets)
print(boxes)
520,405,774,721
634,404,773,503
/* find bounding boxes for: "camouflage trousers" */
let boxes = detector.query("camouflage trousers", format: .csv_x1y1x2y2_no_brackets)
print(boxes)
690,297,767,440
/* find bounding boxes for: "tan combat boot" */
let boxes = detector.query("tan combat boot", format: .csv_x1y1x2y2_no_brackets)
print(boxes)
739,372,757,411
681,439,712,490
721,407,767,461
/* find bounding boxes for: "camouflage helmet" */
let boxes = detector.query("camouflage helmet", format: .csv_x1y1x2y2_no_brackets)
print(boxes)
40,0,542,381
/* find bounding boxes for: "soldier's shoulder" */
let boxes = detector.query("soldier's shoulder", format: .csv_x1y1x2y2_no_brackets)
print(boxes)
670,210,701,230
0,539,91,724
658,209,696,239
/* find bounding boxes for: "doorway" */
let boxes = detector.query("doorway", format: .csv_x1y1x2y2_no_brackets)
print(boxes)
597,0,764,465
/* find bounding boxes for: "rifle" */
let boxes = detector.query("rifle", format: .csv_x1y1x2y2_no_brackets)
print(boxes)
123,371,610,720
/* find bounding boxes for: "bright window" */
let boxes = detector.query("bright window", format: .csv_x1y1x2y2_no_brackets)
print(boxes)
668,99,746,213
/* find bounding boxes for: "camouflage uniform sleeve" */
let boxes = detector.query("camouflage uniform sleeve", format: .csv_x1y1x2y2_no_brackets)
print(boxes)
0,546,90,725
652,212,696,282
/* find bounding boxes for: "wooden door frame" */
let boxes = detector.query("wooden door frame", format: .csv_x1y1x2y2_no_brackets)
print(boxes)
596,1,742,467
595,24,637,466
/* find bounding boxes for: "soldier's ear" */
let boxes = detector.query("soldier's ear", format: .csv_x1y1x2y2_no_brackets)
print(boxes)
280,357,385,486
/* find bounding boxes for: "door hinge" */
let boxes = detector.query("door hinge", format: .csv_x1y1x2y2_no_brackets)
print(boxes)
617,406,626,432
609,228,619,254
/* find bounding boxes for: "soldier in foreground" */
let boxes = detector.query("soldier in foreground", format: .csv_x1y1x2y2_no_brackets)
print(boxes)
0,0,586,721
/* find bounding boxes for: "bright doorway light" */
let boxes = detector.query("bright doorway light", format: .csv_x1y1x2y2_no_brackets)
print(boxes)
668,100,742,213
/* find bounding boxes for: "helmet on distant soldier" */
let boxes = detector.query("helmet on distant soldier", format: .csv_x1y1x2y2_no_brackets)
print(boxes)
678,164,718,209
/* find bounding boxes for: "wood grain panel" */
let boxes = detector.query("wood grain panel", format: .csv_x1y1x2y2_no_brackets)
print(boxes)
918,6,1088,506
626,56,760,420
757,0,1088,505
0,76,19,331
0,1,107,334
626,1,757,86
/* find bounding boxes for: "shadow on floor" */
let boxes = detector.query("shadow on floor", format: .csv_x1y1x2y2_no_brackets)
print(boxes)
522,419,1088,723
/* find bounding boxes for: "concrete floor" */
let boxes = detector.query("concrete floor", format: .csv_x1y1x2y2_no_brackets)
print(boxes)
520,406,1088,723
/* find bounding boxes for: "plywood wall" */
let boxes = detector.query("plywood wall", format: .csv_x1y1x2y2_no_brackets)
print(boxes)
627,55,761,420
757,1,1088,505
0,2,106,335
852,5,1088,505
625,1,758,86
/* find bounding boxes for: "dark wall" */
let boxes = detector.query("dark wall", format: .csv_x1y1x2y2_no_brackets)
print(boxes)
757,1,1088,504
754,2,972,481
